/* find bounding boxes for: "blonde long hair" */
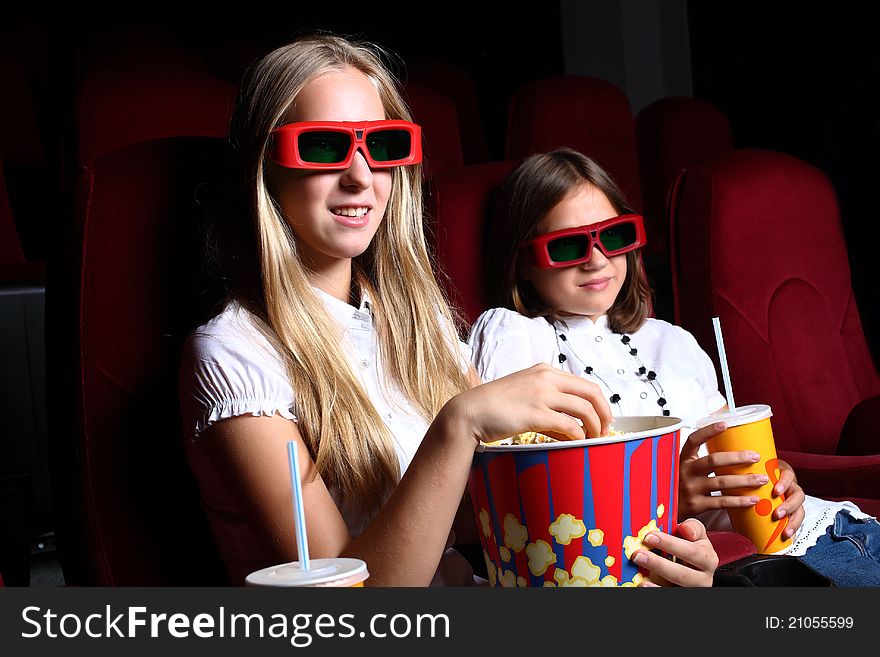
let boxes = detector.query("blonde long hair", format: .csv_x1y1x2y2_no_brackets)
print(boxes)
223,35,469,515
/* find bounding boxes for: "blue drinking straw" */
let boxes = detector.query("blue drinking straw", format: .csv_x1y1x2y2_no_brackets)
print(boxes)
712,317,736,412
287,440,310,570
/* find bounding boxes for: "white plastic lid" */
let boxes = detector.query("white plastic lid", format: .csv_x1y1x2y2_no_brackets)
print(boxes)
694,403,772,430
245,557,368,587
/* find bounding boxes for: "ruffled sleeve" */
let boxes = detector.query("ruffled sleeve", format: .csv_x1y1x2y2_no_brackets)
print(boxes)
179,312,297,440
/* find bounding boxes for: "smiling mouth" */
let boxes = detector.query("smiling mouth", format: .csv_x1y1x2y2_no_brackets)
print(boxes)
330,206,370,217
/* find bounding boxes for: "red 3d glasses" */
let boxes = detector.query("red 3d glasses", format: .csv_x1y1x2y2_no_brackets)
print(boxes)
270,120,422,169
521,214,647,268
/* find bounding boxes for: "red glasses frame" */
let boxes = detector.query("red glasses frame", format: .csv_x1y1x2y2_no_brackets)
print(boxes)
270,119,422,169
521,214,647,268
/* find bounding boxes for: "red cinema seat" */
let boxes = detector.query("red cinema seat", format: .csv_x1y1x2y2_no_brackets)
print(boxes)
405,80,464,179
670,149,880,517
76,68,237,167
407,59,489,165
636,96,734,261
636,96,734,321
65,137,229,584
708,531,755,567
426,161,519,326
505,75,642,212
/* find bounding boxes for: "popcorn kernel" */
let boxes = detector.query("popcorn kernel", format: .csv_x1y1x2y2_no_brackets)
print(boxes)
549,513,586,545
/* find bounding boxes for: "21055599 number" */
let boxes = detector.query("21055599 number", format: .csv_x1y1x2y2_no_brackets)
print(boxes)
765,617,854,629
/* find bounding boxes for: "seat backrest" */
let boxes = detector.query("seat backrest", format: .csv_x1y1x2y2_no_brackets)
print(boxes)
66,137,229,584
669,149,880,454
425,160,519,326
76,68,237,167
407,59,489,164
505,75,641,211
404,80,464,179
636,96,733,259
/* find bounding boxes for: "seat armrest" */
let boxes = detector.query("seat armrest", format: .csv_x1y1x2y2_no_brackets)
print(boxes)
778,450,880,502
707,530,755,567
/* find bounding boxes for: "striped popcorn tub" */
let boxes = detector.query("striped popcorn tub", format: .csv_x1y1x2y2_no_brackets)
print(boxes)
468,416,683,587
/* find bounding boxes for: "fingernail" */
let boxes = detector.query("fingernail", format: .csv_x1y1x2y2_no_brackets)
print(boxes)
748,496,760,504
775,484,784,495
776,508,787,518
749,452,760,462
633,552,648,566
643,533,660,547
757,475,769,484
714,422,727,431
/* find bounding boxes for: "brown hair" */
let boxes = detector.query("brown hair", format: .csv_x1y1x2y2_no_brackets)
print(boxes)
487,148,652,333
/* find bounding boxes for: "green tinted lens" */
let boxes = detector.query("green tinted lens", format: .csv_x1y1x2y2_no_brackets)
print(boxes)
297,131,351,163
366,129,411,162
547,235,589,263
598,222,637,252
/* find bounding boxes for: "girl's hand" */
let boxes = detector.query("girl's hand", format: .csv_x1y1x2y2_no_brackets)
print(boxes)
774,459,805,539
633,519,718,587
678,422,772,519
442,363,613,444
678,425,806,540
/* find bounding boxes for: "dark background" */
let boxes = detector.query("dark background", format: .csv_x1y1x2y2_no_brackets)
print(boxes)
3,4,878,352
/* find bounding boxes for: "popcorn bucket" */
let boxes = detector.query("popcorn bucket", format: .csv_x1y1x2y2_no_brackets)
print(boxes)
468,416,683,587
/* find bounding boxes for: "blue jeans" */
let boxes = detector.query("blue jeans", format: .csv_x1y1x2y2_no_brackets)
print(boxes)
800,511,880,587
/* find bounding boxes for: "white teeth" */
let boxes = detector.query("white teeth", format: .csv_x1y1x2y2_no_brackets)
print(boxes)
333,207,369,217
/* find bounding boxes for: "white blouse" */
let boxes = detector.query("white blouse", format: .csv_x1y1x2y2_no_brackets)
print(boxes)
179,288,473,585
468,307,872,556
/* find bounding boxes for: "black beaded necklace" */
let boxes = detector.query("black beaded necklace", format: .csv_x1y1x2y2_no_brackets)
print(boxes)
550,320,670,416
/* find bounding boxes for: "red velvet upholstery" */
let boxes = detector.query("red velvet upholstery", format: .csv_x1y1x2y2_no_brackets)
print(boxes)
636,97,733,259
407,60,489,164
76,68,237,166
707,531,756,567
670,149,880,517
404,80,464,179
426,161,519,326
505,75,642,211
67,137,228,584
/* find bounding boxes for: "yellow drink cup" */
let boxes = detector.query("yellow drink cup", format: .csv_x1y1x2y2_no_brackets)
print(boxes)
245,557,369,587
698,404,792,555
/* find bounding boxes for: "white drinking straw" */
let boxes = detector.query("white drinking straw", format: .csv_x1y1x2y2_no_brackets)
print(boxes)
287,440,310,570
712,317,736,412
